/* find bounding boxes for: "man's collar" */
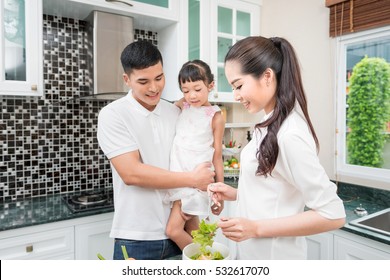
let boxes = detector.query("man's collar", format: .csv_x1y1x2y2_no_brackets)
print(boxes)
127,90,161,117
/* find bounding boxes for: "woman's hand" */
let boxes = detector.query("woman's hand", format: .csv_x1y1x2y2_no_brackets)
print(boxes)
208,182,237,203
211,200,224,215
217,217,259,242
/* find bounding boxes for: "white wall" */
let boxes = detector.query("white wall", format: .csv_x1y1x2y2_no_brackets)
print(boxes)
261,0,336,180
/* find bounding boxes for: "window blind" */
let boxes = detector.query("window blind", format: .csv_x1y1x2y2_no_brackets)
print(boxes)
326,0,390,37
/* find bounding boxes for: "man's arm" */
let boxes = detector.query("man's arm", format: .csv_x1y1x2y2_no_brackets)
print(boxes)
110,150,215,190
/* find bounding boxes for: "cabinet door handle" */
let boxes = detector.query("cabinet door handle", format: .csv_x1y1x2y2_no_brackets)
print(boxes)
105,0,133,7
31,85,38,91
26,245,33,253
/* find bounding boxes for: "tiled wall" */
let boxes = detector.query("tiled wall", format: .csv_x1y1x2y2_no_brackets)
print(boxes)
0,15,157,202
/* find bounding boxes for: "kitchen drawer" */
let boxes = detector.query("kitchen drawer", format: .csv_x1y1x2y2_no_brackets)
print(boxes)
333,230,390,260
334,235,390,260
0,227,74,260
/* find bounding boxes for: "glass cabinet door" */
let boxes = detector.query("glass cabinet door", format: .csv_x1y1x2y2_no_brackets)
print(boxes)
187,0,260,102
3,0,26,81
0,0,42,96
217,5,251,95
188,0,200,60
236,11,250,37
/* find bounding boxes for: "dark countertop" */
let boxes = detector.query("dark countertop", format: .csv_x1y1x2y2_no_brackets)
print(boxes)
0,181,389,246
338,193,389,244
0,191,114,232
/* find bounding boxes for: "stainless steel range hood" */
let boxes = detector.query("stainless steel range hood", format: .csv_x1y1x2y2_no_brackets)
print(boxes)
86,11,134,100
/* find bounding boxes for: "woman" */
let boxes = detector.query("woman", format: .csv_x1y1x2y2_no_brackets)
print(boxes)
209,36,346,259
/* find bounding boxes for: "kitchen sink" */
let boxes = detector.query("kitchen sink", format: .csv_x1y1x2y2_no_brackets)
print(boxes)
349,208,390,236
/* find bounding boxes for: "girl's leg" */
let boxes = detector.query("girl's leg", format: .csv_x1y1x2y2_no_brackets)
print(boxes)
165,200,193,250
184,215,200,236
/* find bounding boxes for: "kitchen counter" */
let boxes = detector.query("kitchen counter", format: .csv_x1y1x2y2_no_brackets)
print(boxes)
0,191,114,232
337,193,389,245
0,182,389,245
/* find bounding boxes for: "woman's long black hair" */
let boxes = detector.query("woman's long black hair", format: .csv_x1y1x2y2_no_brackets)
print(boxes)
225,36,319,176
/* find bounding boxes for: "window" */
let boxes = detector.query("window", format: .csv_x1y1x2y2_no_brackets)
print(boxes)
336,26,390,187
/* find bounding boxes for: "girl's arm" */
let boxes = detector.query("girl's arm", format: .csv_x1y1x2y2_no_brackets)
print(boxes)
211,110,226,215
212,111,225,184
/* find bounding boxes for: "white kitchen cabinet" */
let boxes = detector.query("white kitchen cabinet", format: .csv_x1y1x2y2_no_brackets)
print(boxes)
43,0,179,26
306,232,334,260
187,0,261,103
75,216,114,260
73,0,179,22
0,226,74,260
0,0,43,96
333,230,390,260
43,0,185,104
127,0,179,21
306,230,390,260
0,212,114,260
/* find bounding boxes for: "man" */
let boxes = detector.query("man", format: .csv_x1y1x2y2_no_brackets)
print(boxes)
97,40,215,260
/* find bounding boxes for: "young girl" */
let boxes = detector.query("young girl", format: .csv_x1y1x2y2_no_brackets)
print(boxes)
165,60,225,250
209,36,346,259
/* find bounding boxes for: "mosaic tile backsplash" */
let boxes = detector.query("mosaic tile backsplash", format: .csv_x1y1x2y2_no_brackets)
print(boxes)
0,15,158,202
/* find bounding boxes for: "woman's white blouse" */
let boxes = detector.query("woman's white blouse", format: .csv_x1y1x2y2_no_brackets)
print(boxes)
236,109,346,260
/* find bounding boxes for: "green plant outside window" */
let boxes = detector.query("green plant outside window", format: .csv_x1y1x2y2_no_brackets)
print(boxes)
345,36,390,169
347,56,390,168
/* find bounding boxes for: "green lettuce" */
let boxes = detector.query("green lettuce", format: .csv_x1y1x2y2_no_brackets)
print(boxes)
191,220,223,260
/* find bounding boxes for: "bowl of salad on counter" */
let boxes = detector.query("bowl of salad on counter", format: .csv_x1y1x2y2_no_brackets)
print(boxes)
182,220,230,260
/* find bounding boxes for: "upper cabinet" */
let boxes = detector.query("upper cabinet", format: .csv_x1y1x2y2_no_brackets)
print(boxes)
94,0,179,21
0,0,43,96
42,0,184,101
45,0,180,24
188,0,261,103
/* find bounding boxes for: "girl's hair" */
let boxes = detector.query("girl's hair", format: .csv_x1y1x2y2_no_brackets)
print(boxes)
225,36,319,177
178,60,214,90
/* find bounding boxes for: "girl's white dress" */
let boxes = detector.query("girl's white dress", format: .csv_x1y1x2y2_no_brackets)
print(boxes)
165,103,221,215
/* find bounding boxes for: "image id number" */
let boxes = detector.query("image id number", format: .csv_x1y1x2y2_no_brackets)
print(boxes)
215,266,270,276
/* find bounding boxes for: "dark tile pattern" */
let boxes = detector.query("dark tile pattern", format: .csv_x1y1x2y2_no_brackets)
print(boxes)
134,29,158,45
0,15,158,203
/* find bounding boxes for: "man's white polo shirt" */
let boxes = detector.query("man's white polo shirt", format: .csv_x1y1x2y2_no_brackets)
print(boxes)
97,92,180,240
